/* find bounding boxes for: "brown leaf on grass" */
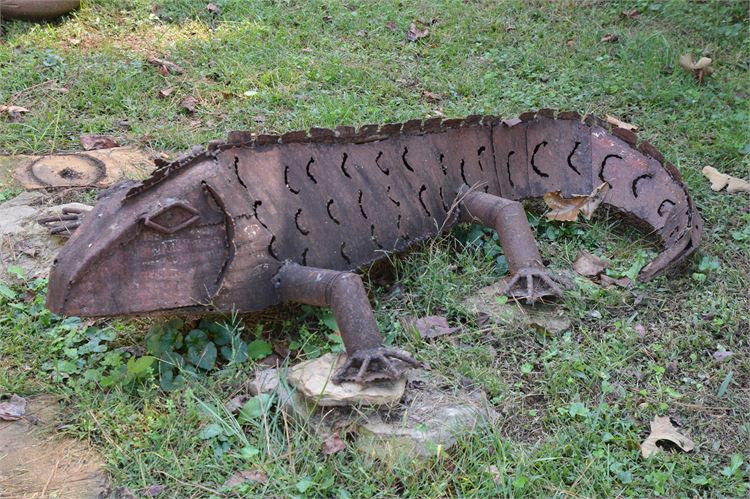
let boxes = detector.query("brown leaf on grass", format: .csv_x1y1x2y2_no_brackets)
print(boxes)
421,91,444,103
621,9,640,19
142,484,165,497
225,395,247,413
222,470,269,488
605,114,638,131
0,105,30,122
259,353,282,368
146,56,184,76
180,96,197,114
80,134,119,151
702,166,750,194
543,182,610,222
713,349,733,362
566,39,576,46
0,394,26,421
599,275,632,289
406,23,429,42
406,315,458,339
206,3,221,14
322,433,346,455
573,251,610,277
641,416,694,458
600,34,619,43
386,21,397,31
158,87,173,99
680,54,713,84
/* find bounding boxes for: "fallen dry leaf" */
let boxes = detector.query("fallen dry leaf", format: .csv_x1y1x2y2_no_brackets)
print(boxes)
679,54,713,83
142,484,165,497
80,134,119,151
386,20,397,31
322,433,347,455
0,105,30,122
180,96,197,114
0,394,26,421
702,166,750,194
566,39,576,46
600,34,619,43
225,395,247,413
206,3,220,14
407,23,429,42
407,315,458,339
146,56,185,76
713,349,733,362
158,87,173,99
421,91,444,103
115,486,137,499
621,9,640,19
543,182,610,222
641,415,694,458
222,469,268,488
599,275,632,289
605,114,638,131
573,251,610,277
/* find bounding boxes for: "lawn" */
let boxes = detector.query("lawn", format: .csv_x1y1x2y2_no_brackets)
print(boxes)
1,0,748,497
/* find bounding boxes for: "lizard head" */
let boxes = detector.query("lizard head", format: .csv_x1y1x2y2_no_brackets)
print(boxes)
46,156,231,317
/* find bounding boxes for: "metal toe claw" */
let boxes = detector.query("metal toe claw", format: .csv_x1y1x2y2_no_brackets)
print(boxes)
503,266,563,304
333,348,418,385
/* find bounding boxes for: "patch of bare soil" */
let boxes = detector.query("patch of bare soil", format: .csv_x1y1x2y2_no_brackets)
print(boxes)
0,395,109,498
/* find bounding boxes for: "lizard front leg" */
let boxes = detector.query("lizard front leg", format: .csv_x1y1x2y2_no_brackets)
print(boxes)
38,206,92,237
273,262,418,384
459,189,563,304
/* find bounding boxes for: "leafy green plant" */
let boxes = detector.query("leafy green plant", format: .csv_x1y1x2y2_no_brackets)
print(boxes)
692,255,721,282
145,316,258,391
452,223,508,274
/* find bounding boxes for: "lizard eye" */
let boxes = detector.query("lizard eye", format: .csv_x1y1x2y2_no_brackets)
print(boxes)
144,200,200,234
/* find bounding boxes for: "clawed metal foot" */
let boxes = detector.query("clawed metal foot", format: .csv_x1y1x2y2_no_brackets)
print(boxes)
38,207,91,238
502,265,563,304
333,347,419,385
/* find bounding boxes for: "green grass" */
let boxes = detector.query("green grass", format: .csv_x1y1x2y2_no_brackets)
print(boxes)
1,0,749,496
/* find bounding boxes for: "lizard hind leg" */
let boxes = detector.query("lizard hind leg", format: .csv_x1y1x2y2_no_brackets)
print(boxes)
273,262,418,385
459,189,563,304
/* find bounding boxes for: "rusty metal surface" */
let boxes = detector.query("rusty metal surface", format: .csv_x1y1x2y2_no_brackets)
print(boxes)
0,0,80,21
274,262,417,383
47,110,702,318
459,190,563,303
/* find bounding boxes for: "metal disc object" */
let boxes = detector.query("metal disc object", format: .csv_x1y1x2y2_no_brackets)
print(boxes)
28,154,106,187
0,0,80,21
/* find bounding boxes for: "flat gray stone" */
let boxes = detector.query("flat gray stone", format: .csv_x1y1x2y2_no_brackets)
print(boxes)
287,353,406,407
246,367,314,420
0,192,91,279
252,362,495,461
462,280,571,334
356,384,495,461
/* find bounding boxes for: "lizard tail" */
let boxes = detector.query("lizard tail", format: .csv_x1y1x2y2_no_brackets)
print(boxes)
491,109,701,281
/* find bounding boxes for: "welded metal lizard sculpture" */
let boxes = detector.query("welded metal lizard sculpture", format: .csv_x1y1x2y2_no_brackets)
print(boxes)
46,110,702,384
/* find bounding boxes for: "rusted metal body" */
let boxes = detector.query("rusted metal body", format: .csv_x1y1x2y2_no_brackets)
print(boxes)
46,110,702,383
0,0,80,20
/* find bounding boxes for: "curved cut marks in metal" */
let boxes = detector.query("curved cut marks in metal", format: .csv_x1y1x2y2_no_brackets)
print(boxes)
47,110,702,318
